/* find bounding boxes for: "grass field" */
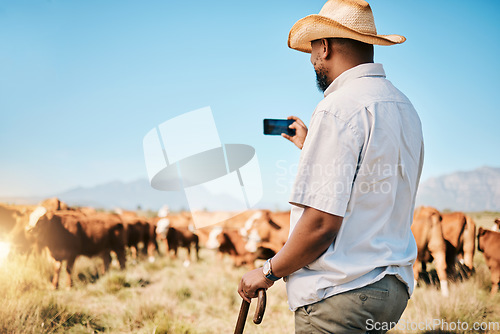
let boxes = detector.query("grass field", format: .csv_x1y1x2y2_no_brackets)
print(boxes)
0,212,499,333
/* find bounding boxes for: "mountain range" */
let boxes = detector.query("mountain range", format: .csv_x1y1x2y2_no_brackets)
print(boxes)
415,166,500,212
2,166,499,212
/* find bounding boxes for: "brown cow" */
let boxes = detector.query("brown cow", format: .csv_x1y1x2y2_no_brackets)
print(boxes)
202,225,257,268
165,226,199,264
204,210,290,268
411,206,449,296
196,210,262,243
154,214,199,264
441,212,476,278
240,210,290,257
215,229,256,267
27,208,126,288
119,212,154,261
477,227,500,295
146,219,160,262
2,198,74,257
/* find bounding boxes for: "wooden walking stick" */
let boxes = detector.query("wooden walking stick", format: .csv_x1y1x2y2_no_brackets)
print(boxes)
234,289,267,334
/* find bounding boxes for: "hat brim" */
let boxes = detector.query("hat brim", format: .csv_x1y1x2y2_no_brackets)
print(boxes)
288,15,406,53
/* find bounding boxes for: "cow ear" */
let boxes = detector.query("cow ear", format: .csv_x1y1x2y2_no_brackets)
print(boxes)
263,211,281,230
268,218,281,230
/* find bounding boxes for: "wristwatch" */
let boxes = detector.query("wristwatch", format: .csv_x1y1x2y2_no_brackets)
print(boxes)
263,258,281,281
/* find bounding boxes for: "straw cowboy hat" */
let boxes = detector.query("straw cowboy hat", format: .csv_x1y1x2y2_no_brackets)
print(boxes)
288,0,405,53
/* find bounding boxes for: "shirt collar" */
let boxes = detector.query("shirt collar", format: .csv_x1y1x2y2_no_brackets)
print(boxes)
323,63,386,97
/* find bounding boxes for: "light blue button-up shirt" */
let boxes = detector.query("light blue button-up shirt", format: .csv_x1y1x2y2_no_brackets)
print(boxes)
287,63,423,311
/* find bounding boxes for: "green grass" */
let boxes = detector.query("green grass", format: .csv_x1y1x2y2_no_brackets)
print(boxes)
0,211,498,333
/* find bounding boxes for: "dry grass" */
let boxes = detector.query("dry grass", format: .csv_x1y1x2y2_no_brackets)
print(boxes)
0,211,498,333
0,245,294,333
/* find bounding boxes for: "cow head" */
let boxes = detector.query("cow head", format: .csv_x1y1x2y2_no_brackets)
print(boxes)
239,211,263,237
245,229,261,253
206,226,223,249
155,218,170,237
239,211,281,237
25,206,48,234
495,218,500,226
238,210,283,254
256,211,281,236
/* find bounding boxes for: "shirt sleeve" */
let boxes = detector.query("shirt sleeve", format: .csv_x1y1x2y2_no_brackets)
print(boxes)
289,110,362,217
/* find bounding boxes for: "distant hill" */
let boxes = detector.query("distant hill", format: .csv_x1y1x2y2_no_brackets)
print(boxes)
54,179,188,211
54,179,264,212
0,178,276,212
2,166,499,212
416,166,500,212
0,180,189,212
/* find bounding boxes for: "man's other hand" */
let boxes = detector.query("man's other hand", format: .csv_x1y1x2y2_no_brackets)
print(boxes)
282,116,308,149
238,268,274,303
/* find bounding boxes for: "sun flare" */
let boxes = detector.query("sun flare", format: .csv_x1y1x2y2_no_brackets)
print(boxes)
0,242,11,263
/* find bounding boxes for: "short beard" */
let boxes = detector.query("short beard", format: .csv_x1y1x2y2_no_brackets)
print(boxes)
315,67,330,92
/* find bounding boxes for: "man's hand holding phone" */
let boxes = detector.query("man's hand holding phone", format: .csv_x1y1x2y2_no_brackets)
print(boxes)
282,116,308,149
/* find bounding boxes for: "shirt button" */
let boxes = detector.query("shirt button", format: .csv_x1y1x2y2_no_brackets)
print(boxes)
359,294,368,301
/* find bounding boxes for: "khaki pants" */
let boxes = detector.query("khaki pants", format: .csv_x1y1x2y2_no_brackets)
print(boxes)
295,275,408,334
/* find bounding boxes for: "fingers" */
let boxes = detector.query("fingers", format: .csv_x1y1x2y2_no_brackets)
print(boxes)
287,115,306,127
240,291,251,303
281,133,292,141
238,268,274,302
238,280,252,303
238,276,257,302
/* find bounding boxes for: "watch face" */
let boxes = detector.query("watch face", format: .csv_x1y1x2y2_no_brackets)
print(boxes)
263,260,271,275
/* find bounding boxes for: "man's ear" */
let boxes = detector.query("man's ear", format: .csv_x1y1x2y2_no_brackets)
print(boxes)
321,38,332,60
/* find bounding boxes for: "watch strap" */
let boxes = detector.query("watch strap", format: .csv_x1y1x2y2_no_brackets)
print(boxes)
264,259,281,281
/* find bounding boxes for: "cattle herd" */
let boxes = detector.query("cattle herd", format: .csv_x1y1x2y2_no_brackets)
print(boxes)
0,198,499,297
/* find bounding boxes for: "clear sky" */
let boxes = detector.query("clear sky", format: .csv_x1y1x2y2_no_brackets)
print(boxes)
1,0,499,209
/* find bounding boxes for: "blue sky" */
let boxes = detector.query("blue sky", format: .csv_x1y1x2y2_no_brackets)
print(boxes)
1,0,499,209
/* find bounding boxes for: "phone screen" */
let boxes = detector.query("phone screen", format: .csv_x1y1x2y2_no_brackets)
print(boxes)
263,119,296,136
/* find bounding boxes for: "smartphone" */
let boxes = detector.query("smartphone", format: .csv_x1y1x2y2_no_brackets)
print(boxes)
263,119,296,136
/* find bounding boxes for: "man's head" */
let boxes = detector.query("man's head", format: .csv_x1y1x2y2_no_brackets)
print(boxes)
288,0,405,52
311,37,374,92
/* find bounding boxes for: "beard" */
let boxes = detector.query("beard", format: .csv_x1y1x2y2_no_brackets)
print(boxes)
315,66,330,92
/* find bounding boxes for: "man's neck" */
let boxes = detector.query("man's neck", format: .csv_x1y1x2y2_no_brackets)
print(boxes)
329,59,374,83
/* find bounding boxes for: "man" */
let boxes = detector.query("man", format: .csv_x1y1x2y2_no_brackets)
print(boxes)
238,1,423,333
